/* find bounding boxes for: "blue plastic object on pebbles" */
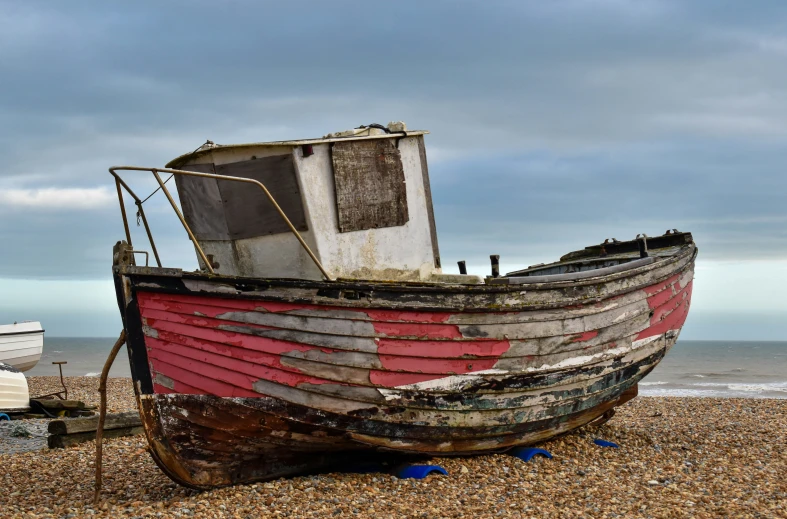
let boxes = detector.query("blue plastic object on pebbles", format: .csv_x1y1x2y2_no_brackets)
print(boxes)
0,413,10,421
508,447,553,462
393,464,448,479
594,439,620,448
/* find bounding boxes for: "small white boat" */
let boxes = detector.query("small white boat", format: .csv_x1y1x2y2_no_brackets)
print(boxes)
0,321,44,372
0,363,30,413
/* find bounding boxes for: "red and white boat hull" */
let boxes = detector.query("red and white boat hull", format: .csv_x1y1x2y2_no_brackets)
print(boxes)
116,242,696,488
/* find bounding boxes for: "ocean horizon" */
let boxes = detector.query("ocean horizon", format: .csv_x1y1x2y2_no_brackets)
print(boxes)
25,337,787,399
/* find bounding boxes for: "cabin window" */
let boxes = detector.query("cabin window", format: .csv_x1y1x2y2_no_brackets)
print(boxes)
331,139,409,233
175,155,308,241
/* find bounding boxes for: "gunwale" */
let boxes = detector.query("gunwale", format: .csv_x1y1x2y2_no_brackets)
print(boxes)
118,244,696,313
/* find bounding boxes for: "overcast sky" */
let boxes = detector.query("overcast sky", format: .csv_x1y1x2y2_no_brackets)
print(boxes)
2,1,787,339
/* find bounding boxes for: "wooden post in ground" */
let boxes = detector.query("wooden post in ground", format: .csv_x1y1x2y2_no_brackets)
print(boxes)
94,330,126,505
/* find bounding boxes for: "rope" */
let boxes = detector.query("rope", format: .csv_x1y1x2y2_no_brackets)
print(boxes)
136,175,174,226
355,123,392,134
134,138,214,225
139,174,173,205
94,330,127,505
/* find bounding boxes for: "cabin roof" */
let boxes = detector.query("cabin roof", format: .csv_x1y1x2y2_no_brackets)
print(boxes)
165,130,429,169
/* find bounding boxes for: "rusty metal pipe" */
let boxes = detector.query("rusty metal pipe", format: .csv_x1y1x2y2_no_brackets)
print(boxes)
130,250,149,267
135,202,162,267
637,235,649,258
111,173,143,202
114,178,132,247
490,255,500,278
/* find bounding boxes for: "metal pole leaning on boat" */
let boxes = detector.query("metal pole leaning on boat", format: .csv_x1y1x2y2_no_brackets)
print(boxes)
114,178,132,247
95,330,127,505
135,204,162,268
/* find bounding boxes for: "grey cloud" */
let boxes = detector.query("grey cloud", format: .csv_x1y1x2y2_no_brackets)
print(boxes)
1,0,787,282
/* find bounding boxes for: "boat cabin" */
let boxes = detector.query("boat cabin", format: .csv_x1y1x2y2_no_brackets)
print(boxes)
165,123,445,282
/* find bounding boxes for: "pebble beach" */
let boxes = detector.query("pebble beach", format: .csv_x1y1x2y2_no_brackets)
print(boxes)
0,377,784,519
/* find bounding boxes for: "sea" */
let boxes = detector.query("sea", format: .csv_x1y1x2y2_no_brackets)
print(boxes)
24,338,787,399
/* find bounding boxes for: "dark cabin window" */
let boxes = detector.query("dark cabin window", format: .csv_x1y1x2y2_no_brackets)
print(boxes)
175,154,308,241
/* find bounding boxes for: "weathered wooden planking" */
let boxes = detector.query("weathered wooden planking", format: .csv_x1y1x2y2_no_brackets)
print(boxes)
136,274,689,342
331,139,409,233
47,426,144,449
145,327,668,409
174,163,231,241
139,245,696,313
136,294,683,398
214,155,308,239
138,382,628,487
30,399,90,411
48,411,141,435
136,262,691,404
118,233,696,489
558,231,694,263
140,266,691,325
145,330,668,419
123,244,695,314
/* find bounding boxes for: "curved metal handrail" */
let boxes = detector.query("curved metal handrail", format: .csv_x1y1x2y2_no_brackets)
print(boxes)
109,166,333,281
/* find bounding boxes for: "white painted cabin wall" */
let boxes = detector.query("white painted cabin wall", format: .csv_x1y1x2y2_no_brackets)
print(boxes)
294,138,438,280
176,135,439,281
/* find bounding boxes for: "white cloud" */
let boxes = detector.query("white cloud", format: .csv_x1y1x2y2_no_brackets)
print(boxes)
0,186,115,210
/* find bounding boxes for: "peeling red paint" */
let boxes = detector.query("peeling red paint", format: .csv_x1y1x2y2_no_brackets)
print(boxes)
567,330,599,343
363,308,453,323
152,383,175,394
637,281,693,340
372,321,463,339
376,339,511,358
642,272,682,296
377,355,499,375
136,259,694,397
149,355,261,398
146,336,341,390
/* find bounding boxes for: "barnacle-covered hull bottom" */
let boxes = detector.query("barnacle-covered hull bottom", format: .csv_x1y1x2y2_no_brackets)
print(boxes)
117,235,696,489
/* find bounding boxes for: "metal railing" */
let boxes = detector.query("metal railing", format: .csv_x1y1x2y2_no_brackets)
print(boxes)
109,166,333,280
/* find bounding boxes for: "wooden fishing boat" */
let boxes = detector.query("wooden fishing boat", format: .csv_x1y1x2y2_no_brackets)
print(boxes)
0,321,44,372
0,363,31,413
110,123,696,489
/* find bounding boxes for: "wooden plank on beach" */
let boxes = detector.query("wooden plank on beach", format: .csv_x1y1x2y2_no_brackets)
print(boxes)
32,399,87,410
48,411,141,435
47,426,144,449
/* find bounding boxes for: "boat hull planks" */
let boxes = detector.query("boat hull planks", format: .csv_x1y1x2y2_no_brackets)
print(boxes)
117,242,696,488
